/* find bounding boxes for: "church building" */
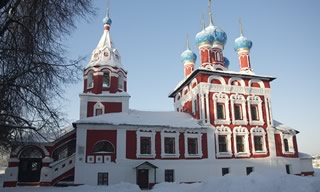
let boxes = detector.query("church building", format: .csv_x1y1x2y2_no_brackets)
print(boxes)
3,1,314,189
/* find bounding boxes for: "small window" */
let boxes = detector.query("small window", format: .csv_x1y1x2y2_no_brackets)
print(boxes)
140,137,151,155
193,99,198,113
93,141,114,153
164,137,175,154
234,105,243,120
97,172,108,185
246,167,254,175
95,108,103,116
187,138,198,155
218,135,227,152
222,168,229,176
283,138,289,152
217,103,225,120
87,72,94,88
118,73,124,90
102,71,110,87
165,170,174,182
254,136,263,151
236,135,245,153
251,105,259,121
285,164,291,174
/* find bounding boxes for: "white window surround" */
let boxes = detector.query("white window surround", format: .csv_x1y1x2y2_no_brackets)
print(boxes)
184,130,203,158
249,79,265,88
136,128,156,158
94,102,105,116
215,126,232,158
102,71,111,88
247,95,264,126
87,71,94,89
213,93,230,125
233,127,250,157
250,127,268,155
280,133,295,154
208,75,226,85
230,94,248,125
161,129,180,158
118,73,124,90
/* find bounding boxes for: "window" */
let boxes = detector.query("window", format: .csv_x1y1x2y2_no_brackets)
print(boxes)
161,129,180,158
251,127,267,155
234,105,242,120
118,73,124,90
140,137,151,155
222,168,229,176
165,170,174,182
187,138,198,155
95,108,103,116
102,71,110,87
254,136,263,151
93,141,114,153
94,102,105,116
213,93,230,124
164,137,175,154
136,128,156,158
283,138,289,152
251,105,259,121
217,103,225,120
87,72,94,88
236,136,245,153
97,172,108,185
246,167,254,175
285,164,291,174
233,127,249,157
218,135,227,152
215,126,232,157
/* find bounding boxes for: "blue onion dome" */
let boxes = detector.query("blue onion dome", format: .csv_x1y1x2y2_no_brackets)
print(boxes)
206,24,227,46
223,57,230,68
181,49,197,63
103,9,112,26
234,35,253,52
195,29,214,47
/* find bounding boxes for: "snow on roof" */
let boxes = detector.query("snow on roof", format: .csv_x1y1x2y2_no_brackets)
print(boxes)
75,110,202,129
299,152,313,159
273,120,299,134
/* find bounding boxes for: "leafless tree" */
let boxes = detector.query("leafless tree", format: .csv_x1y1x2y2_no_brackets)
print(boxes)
0,0,94,148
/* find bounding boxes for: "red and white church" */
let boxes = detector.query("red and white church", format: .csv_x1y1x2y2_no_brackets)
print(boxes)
3,2,314,189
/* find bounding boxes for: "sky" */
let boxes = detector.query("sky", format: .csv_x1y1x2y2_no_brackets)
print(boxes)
62,0,320,155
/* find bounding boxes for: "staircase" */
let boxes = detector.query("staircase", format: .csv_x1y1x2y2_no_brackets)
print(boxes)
49,153,75,186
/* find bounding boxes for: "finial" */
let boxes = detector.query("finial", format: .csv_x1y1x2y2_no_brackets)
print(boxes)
208,0,213,26
107,0,110,17
186,34,190,50
202,15,206,30
239,17,244,37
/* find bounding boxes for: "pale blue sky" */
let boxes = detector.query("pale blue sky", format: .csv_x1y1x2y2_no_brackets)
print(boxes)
63,0,320,155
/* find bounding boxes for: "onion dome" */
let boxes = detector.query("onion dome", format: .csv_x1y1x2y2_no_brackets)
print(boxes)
103,8,112,26
223,57,230,68
205,21,227,46
195,18,214,47
234,19,253,52
234,35,252,52
181,36,197,63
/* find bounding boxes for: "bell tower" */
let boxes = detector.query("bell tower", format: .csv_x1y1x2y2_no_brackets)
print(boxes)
79,6,130,119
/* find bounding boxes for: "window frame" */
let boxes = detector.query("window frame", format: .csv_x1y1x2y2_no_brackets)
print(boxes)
93,102,105,116
136,128,156,158
233,127,250,157
161,129,180,158
102,71,111,88
247,96,264,126
213,93,230,125
93,140,115,154
222,167,230,176
118,73,124,90
230,94,248,125
140,137,152,155
164,169,174,182
281,133,295,154
215,126,232,158
87,71,94,89
184,130,203,158
97,172,108,185
250,127,267,155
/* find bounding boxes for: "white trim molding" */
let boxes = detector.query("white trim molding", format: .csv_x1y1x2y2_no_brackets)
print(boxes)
213,93,230,125
93,102,105,116
251,127,268,155
230,94,248,125
247,95,264,126
136,128,156,159
161,129,180,158
215,126,232,158
233,126,250,157
184,129,203,158
280,133,295,154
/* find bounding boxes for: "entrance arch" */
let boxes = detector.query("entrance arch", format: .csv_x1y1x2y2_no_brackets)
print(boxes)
18,147,44,183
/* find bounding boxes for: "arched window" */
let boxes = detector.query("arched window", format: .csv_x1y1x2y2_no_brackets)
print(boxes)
102,71,110,87
20,147,43,158
93,141,115,153
87,72,94,88
118,73,124,90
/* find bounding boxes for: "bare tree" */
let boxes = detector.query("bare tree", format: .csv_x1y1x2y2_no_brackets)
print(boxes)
0,0,94,148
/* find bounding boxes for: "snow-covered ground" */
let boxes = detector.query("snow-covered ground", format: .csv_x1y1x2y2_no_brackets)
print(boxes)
1,169,320,192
